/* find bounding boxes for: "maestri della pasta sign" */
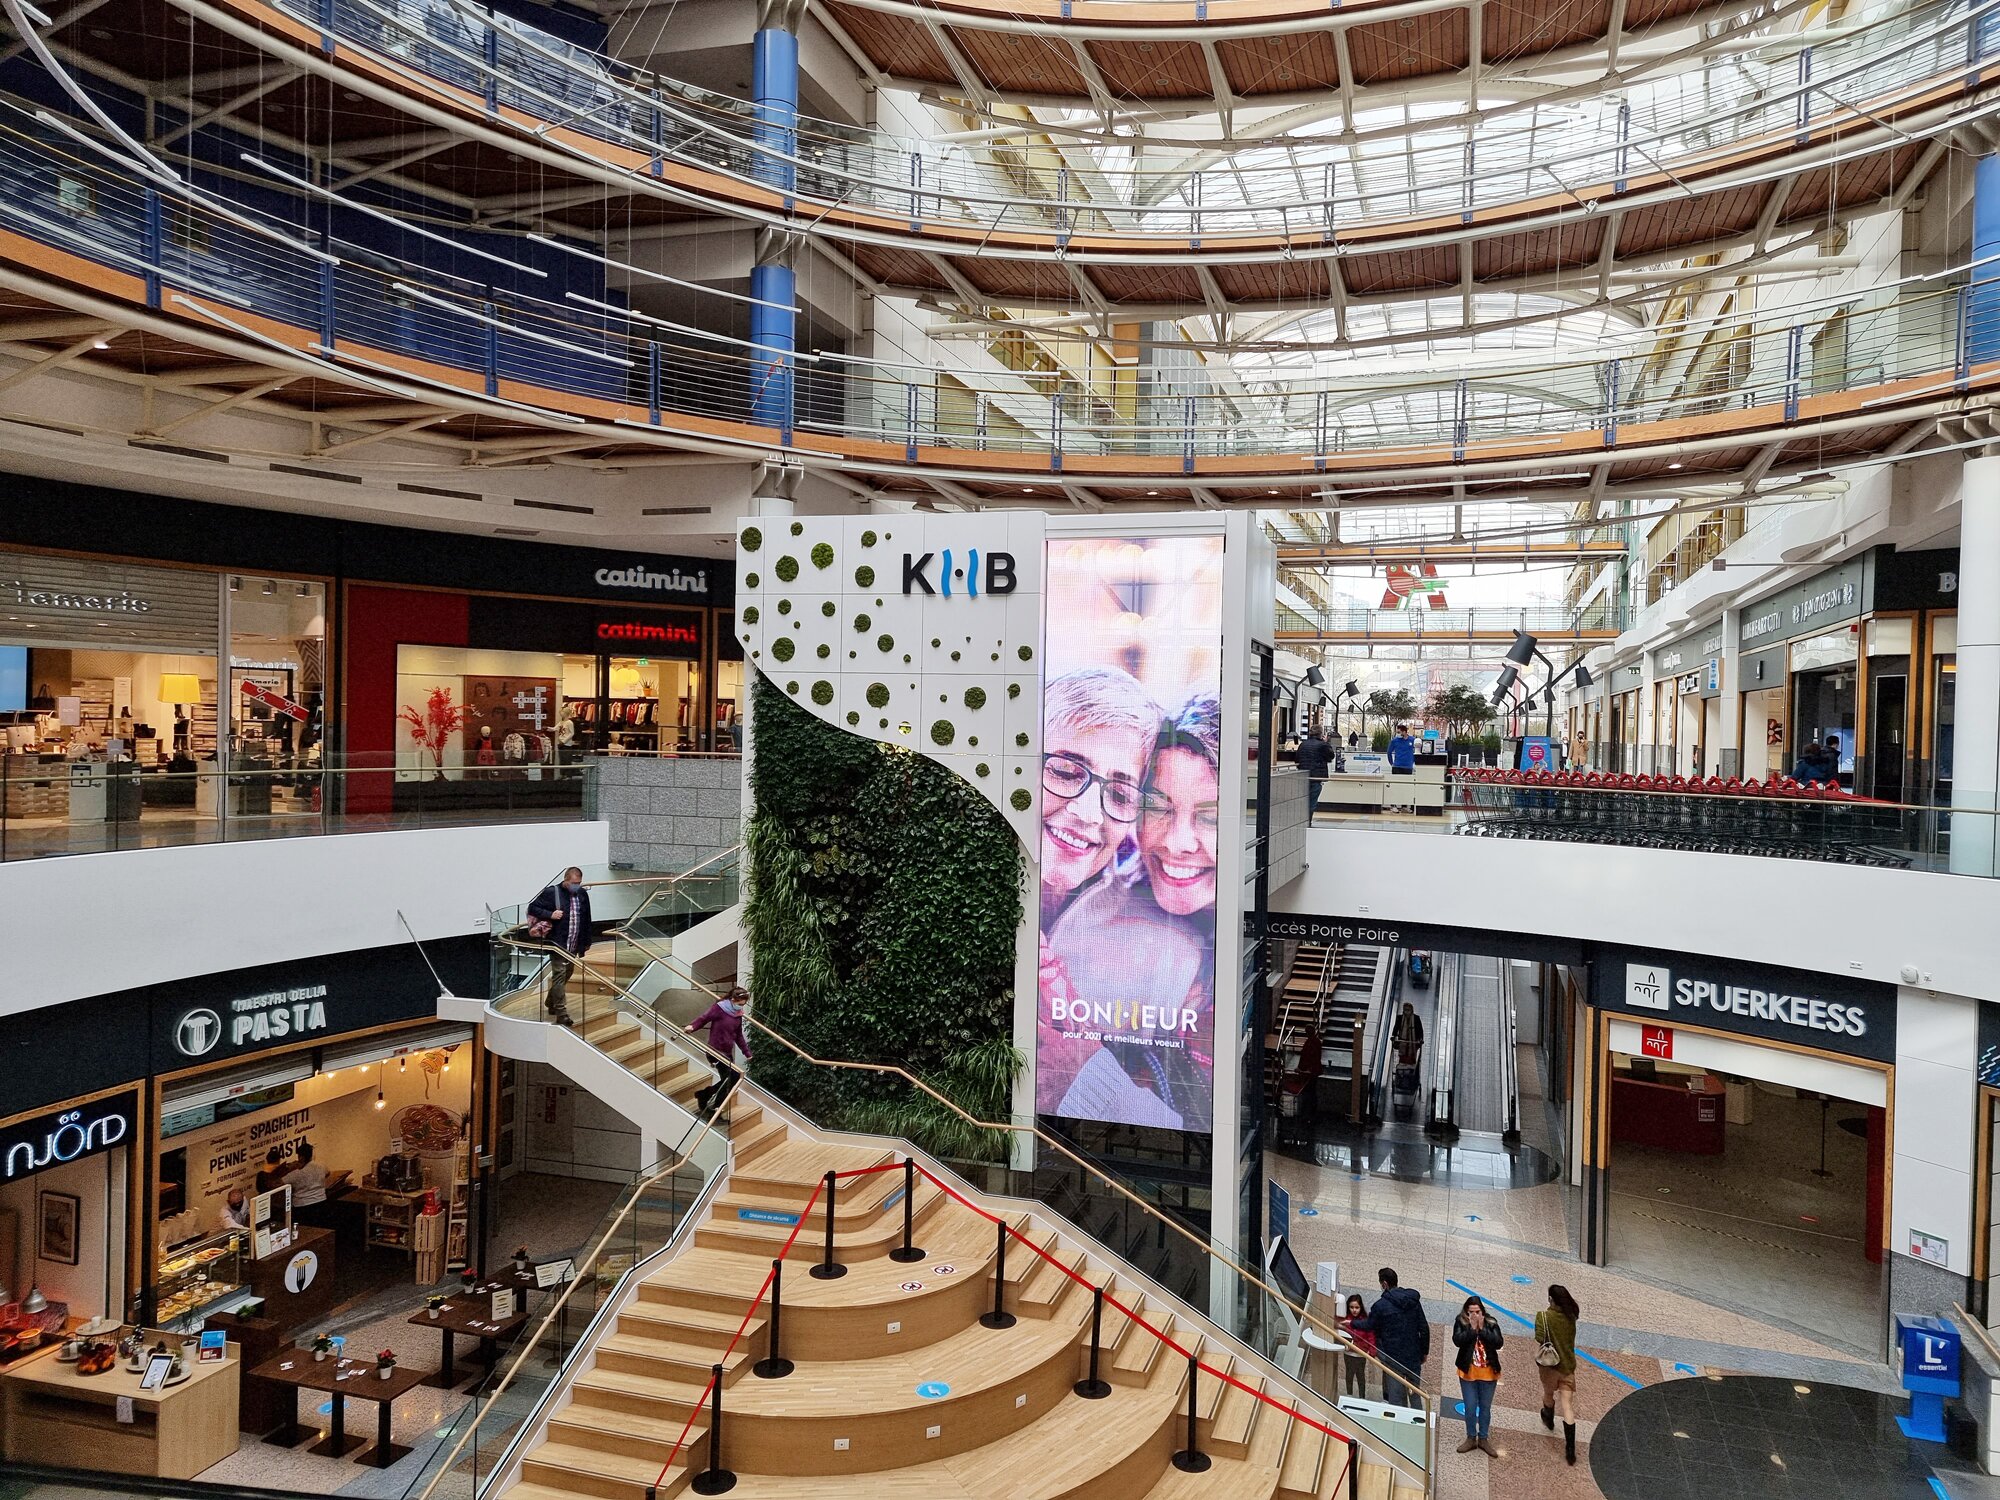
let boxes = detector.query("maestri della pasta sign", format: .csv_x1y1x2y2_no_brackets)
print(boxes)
1034,536,1224,1133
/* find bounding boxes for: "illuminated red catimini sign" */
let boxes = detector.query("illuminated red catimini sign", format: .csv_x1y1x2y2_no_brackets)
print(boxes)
597,621,700,645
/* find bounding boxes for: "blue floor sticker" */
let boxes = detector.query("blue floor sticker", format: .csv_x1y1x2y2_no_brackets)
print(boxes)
1510,1275,1533,1285
737,1207,802,1226
1299,1207,1319,1218
1673,1362,1698,1375
916,1381,950,1399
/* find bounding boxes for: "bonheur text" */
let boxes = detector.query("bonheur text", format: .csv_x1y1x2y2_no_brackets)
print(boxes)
1048,998,1200,1034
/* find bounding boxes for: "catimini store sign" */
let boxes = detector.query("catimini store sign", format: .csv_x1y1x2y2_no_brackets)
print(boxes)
0,1091,138,1182
593,563,710,596
1593,944,1893,1062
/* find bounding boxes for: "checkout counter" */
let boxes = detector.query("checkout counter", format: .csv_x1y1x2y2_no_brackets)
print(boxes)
1611,1065,1727,1155
1,1331,241,1479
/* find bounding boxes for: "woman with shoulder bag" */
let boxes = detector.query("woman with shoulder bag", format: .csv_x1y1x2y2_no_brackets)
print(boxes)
1451,1295,1503,1456
1535,1284,1581,1465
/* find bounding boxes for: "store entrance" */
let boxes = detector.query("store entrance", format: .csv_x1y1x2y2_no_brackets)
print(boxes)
1603,1032,1885,1356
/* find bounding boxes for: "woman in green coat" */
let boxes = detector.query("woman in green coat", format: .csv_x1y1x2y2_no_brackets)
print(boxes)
1535,1284,1581,1466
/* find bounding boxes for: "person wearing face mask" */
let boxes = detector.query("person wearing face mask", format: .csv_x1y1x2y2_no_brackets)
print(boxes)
526,867,593,1027
687,987,753,1114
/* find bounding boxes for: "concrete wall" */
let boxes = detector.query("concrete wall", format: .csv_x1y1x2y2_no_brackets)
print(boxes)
0,820,607,1016
587,755,743,872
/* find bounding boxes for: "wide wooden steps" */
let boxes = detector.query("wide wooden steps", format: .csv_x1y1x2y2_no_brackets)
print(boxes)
502,1106,1412,1500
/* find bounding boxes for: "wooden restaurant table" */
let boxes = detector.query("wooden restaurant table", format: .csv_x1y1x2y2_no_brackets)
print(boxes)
249,1348,435,1468
408,1278,531,1390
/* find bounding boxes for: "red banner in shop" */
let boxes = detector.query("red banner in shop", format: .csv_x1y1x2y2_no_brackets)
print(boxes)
239,679,309,721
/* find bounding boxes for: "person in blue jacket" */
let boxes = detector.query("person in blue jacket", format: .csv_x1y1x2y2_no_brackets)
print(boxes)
1368,1266,1431,1406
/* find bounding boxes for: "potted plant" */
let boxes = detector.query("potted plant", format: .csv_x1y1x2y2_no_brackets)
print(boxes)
376,1348,397,1382
460,1268,478,1291
425,1294,446,1319
512,1246,531,1272
398,687,466,781
311,1333,333,1363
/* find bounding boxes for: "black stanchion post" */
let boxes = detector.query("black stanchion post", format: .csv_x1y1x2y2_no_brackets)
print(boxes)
980,1218,1016,1329
888,1157,925,1264
1073,1285,1110,1398
1170,1352,1210,1473
754,1259,793,1379
689,1363,736,1494
1347,1438,1360,1500
809,1171,846,1280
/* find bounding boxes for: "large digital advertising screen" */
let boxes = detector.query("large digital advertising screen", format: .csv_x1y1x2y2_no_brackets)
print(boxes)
1035,535,1225,1132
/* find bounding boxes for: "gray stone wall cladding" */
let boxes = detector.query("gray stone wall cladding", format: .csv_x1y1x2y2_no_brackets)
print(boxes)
589,755,744,872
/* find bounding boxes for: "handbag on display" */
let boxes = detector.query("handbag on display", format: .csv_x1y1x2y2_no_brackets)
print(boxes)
29,683,55,711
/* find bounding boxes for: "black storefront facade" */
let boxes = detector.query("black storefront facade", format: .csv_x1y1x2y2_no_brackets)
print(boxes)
0,473,738,793
0,934,489,1330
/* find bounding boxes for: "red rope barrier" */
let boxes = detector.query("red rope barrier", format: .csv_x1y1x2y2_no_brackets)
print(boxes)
646,1152,1361,1493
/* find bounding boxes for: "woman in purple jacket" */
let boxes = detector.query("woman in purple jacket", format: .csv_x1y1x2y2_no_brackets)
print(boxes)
687,987,752,1114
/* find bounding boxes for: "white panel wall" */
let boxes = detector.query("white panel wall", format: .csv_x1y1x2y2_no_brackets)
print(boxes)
1279,826,2000,1004
1893,987,1980,1277
0,821,607,1015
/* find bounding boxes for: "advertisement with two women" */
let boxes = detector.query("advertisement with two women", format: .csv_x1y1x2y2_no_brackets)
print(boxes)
1035,535,1225,1134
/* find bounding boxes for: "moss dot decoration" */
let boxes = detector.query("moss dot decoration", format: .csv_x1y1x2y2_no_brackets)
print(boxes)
903,655,912,664
866,683,890,708
964,687,988,711
810,680,834,706
775,556,800,583
746,572,760,589
786,680,799,694
777,599,792,615
854,613,873,632
789,521,803,536
878,718,889,729
861,529,878,547
875,598,884,607
742,606,759,625
940,694,949,704
931,638,941,649
991,653,1000,662
968,736,978,747
876,634,895,653
976,763,990,777
811,542,834,570
855,565,876,588
1010,788,1032,811
771,637,795,662
816,645,830,659
846,711,860,726
930,720,955,747
950,651,962,662
821,601,836,617
1007,683,1022,699
1015,732,1030,748
741,526,762,552
849,651,857,659
1018,645,1034,662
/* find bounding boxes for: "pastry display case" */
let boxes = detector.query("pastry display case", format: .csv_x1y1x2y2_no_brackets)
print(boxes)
154,1232,250,1330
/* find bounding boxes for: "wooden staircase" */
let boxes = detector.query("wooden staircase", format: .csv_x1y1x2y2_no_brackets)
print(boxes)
501,1099,1425,1500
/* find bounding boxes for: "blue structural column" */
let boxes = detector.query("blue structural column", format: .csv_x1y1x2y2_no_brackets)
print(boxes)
1970,155,2000,366
749,6,799,450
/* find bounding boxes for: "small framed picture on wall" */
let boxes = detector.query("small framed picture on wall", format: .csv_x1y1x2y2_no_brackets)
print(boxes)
38,1191,79,1266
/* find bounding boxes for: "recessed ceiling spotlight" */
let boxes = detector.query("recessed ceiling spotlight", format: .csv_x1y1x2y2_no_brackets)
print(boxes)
1146,490,1158,496
1021,487,1034,493
1667,461,1683,470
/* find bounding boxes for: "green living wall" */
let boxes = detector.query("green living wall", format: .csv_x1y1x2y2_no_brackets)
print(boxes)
743,673,1023,1160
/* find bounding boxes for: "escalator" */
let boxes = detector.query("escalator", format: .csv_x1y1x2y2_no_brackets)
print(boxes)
1428,952,1521,1141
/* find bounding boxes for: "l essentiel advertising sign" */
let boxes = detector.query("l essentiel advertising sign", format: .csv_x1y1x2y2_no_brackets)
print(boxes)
1033,535,1225,1133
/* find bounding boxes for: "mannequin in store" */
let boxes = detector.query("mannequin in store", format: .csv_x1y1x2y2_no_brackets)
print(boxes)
475,723,499,773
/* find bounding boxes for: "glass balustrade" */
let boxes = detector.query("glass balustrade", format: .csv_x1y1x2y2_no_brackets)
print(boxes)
259,0,1995,246
0,94,1969,471
0,749,612,862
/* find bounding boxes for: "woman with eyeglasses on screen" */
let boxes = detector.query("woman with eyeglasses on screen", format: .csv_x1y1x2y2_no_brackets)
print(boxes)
1047,693,1221,1131
1034,668,1161,1115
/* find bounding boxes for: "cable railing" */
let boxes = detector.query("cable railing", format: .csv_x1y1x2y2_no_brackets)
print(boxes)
237,0,2000,248
491,897,1441,1467
0,100,1988,470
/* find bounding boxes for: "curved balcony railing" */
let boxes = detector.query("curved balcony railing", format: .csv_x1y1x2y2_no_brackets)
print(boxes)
0,106,1987,474
203,0,1998,250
